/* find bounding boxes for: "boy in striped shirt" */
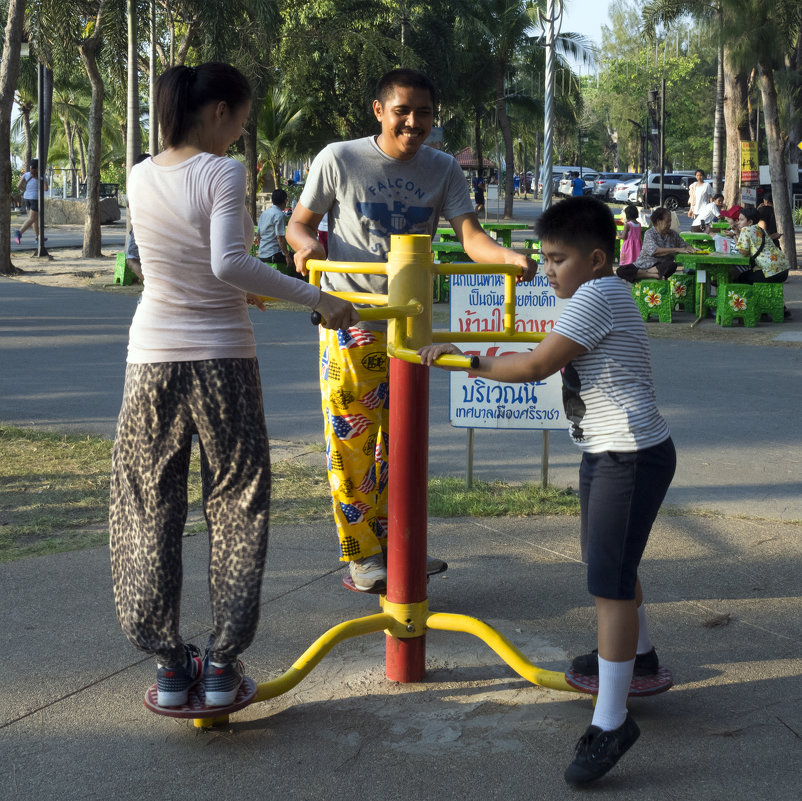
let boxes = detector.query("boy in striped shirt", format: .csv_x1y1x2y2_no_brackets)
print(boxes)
418,196,676,786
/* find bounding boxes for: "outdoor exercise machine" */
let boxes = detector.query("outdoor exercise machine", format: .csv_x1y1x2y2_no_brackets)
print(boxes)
145,234,672,727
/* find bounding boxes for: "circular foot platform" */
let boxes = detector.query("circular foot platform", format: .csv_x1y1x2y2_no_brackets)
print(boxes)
144,677,258,718
342,574,386,594
564,666,674,697
341,562,448,594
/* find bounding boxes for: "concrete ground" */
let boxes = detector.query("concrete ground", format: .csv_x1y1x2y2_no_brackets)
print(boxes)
1,196,801,800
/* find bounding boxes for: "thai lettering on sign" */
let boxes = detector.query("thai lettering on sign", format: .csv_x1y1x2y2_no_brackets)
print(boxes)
448,272,569,431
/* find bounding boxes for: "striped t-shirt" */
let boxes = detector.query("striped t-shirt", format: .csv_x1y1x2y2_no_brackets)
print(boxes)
552,276,670,453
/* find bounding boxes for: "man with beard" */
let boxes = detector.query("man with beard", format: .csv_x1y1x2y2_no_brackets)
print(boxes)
288,68,536,591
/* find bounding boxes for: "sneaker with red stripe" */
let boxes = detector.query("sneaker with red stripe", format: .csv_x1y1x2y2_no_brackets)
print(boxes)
156,644,203,707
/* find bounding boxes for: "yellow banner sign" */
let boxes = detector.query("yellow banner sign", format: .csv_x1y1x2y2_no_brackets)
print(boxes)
740,141,758,183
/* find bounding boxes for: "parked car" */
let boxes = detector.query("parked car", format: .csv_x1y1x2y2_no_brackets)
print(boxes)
557,171,600,198
637,173,691,210
540,164,597,196
593,172,640,200
612,177,642,203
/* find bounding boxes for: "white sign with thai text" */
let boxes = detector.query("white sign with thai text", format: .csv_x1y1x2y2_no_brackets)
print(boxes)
447,272,570,430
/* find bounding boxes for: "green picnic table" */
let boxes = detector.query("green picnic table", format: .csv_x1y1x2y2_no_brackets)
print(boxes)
675,251,750,326
480,222,530,247
435,222,530,248
709,221,732,232
680,232,715,248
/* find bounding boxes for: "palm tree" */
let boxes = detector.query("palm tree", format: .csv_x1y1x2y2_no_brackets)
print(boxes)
456,0,593,217
0,0,28,276
126,0,141,189
256,87,310,192
645,0,798,264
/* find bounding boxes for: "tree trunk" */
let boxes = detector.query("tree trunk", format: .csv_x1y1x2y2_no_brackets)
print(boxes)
63,117,77,197
76,124,87,182
127,0,140,240
243,79,268,223
786,23,801,173
127,0,141,185
79,3,108,258
712,27,724,194
19,100,32,166
474,106,483,181
722,50,749,209
243,123,258,223
495,67,514,219
0,0,27,276
174,20,196,66
149,0,158,154
757,63,796,268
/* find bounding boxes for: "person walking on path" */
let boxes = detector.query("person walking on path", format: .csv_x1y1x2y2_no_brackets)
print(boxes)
109,62,357,709
418,196,675,786
14,159,48,245
287,68,537,592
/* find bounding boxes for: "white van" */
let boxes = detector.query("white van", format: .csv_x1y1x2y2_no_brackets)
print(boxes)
538,164,597,196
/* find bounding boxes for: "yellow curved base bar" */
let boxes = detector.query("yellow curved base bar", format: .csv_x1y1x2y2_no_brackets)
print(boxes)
253,613,394,703
192,607,579,726
426,612,576,693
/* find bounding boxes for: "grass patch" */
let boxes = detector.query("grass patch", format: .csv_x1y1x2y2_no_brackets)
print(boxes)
0,424,578,563
428,476,579,517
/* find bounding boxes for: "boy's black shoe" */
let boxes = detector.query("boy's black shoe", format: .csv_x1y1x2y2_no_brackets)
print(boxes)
570,647,659,677
564,715,640,786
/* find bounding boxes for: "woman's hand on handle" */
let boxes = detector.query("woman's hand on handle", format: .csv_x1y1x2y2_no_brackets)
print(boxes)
314,292,360,330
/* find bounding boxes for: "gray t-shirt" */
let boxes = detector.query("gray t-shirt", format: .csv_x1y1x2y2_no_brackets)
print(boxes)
257,205,286,259
300,136,474,302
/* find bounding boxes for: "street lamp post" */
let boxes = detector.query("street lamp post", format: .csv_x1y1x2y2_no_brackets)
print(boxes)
538,0,563,213
35,58,50,259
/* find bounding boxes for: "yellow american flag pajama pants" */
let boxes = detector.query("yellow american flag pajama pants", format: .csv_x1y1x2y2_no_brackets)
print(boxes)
319,326,389,562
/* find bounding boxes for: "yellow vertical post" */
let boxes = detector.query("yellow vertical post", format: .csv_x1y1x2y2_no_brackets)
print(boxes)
385,234,434,350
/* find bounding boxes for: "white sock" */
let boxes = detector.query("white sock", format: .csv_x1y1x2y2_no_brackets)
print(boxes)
591,656,634,731
636,603,653,655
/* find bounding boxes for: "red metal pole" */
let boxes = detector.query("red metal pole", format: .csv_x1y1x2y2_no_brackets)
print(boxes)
385,355,429,682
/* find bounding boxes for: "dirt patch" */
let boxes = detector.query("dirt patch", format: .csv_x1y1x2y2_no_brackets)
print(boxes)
8,247,139,293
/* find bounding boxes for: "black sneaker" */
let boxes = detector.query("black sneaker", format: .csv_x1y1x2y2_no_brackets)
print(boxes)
564,715,640,786
570,647,659,677
204,658,244,706
156,644,203,707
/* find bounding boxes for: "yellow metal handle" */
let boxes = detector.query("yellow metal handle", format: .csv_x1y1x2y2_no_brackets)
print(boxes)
388,342,478,370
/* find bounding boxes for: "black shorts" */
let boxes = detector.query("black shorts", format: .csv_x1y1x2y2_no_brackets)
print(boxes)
24,198,39,212
579,437,676,599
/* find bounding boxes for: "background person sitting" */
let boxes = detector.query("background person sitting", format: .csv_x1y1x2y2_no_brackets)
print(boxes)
733,206,789,286
691,193,724,232
630,207,694,280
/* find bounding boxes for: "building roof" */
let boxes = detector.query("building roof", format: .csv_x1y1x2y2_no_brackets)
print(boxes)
454,147,495,169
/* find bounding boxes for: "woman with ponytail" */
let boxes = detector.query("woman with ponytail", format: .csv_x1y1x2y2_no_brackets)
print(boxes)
109,63,357,709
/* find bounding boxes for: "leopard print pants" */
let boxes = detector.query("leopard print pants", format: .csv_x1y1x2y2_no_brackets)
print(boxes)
109,358,271,667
